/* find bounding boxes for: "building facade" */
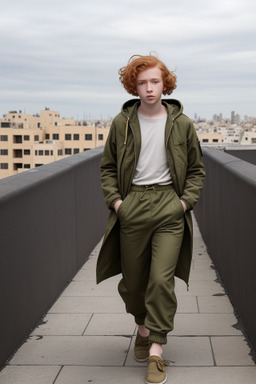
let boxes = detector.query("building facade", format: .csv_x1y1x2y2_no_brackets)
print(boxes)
0,109,110,179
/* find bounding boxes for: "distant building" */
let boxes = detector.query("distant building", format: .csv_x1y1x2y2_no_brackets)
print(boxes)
231,111,240,125
0,109,110,179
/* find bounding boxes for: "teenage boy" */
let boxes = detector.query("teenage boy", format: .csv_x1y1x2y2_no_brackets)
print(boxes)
97,54,205,384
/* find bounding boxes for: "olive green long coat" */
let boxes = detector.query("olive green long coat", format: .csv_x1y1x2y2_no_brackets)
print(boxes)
96,99,205,285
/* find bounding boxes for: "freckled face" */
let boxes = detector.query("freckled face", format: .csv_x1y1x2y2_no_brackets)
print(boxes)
136,67,164,106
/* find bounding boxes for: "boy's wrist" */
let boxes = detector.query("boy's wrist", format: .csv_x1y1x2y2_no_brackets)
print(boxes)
180,199,187,212
111,198,121,209
113,199,122,213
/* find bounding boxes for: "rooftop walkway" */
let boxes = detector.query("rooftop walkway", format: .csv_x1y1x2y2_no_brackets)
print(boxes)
1,217,255,384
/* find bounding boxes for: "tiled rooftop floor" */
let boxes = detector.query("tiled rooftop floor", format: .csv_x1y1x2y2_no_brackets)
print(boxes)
0,217,255,383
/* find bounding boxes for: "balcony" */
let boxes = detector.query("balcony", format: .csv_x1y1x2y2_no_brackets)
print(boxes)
0,147,255,382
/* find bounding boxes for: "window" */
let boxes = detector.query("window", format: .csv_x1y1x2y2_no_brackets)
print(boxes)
45,134,50,140
45,150,50,156
39,150,43,156
24,135,30,141
74,148,79,154
34,135,39,141
24,164,31,169
202,139,209,143
0,135,8,141
65,134,71,140
14,150,22,158
73,134,79,140
51,150,53,156
84,148,90,151
24,150,30,155
98,134,104,140
0,149,8,155
13,163,22,170
0,163,8,169
212,139,219,143
1,122,11,128
58,149,63,156
53,134,59,140
14,135,22,143
65,148,72,155
38,123,41,128
85,134,92,140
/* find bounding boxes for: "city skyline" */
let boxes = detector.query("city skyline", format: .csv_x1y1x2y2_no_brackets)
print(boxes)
1,0,256,120
1,106,254,123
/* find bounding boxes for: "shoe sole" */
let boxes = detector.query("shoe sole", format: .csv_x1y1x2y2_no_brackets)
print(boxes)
145,373,167,384
133,352,148,363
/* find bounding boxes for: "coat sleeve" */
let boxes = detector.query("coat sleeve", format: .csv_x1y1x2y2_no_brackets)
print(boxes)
180,121,205,210
100,119,122,209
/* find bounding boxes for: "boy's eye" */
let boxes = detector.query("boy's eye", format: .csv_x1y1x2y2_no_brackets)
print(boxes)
138,81,144,85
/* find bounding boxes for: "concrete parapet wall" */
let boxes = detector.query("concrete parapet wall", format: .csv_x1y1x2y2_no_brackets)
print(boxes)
224,148,256,166
0,147,108,367
194,148,256,352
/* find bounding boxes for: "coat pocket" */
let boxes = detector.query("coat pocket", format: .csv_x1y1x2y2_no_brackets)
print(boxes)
117,194,131,218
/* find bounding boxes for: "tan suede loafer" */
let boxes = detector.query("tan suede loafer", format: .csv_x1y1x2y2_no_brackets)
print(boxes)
133,331,150,362
145,355,169,384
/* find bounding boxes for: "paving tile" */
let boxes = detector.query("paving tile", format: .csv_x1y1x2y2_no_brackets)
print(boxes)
176,296,198,313
62,280,119,296
211,336,255,366
170,314,242,336
176,278,225,296
72,269,97,281
31,314,92,336
125,336,213,367
49,296,125,314
55,366,146,384
161,366,256,384
164,336,214,366
9,336,130,366
189,268,217,281
192,258,215,270
84,313,136,336
54,366,256,384
0,366,61,384
197,295,234,313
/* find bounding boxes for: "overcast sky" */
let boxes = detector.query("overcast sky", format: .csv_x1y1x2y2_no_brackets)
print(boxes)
1,0,256,120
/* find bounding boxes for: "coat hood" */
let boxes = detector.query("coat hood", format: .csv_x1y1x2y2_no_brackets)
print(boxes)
121,98,184,121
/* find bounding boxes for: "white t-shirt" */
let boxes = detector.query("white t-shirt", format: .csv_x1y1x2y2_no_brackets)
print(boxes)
132,113,172,185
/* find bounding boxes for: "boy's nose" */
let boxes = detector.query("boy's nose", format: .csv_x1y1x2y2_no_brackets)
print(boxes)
146,83,153,91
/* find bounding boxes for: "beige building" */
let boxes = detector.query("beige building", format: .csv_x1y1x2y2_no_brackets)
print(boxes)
197,132,223,144
0,109,110,179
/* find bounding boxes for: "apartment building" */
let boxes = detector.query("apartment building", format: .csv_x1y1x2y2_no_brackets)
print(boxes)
0,109,110,179
194,120,245,145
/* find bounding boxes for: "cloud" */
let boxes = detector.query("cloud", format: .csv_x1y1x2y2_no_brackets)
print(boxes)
0,0,256,119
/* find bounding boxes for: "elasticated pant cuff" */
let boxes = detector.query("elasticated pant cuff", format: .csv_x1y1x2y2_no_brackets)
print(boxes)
149,331,167,345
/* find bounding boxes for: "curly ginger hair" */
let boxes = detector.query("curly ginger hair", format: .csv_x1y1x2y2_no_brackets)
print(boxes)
118,54,177,96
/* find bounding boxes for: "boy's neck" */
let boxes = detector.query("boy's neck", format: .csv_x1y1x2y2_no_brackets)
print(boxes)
138,100,166,119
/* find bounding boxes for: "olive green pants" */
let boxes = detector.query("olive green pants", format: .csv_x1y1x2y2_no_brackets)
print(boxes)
117,184,185,345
